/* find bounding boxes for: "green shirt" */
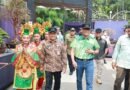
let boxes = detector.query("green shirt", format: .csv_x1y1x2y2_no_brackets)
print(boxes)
71,35,100,59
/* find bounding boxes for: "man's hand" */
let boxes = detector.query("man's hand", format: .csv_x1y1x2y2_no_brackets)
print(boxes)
112,61,117,69
40,65,44,72
72,61,77,69
102,54,106,58
86,49,94,54
62,68,66,74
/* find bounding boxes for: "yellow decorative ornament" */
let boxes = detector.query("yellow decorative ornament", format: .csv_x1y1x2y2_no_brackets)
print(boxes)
16,52,35,78
20,22,33,36
42,21,52,32
43,21,52,28
33,22,45,35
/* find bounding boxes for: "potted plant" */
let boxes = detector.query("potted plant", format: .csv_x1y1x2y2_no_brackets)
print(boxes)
0,28,9,54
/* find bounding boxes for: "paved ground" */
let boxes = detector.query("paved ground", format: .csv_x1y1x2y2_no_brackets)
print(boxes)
8,58,125,90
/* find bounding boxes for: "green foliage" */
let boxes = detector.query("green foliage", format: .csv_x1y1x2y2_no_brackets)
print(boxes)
36,7,63,27
36,17,44,24
49,10,58,18
35,7,79,27
0,28,9,44
92,0,130,20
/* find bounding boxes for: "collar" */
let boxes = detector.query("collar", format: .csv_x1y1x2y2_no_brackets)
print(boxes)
49,39,57,44
125,34,130,38
96,37,102,40
69,34,75,38
82,35,91,40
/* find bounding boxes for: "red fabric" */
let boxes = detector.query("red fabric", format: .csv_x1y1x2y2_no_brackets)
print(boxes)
36,77,44,90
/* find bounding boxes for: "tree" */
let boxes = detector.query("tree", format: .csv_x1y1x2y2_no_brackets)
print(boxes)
35,7,63,27
0,0,30,39
35,6,81,27
92,0,130,20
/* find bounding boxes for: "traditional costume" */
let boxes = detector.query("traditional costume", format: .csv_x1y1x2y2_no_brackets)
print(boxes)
32,24,45,90
11,27,40,90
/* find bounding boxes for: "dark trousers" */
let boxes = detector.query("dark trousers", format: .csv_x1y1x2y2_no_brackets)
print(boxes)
45,71,61,90
67,54,75,73
124,70,130,90
114,66,130,90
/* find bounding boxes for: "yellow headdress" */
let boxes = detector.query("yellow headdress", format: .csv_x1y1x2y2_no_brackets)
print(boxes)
20,22,33,36
42,21,52,32
33,22,45,35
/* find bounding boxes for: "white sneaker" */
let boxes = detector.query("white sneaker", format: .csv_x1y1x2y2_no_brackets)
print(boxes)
96,78,102,84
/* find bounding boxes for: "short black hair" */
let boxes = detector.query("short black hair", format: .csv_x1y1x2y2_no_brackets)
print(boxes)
82,26,90,30
125,25,130,29
124,25,130,32
49,28,57,33
95,28,102,33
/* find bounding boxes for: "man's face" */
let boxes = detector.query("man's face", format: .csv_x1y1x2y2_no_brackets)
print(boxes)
70,31,75,36
49,32,57,41
45,32,49,40
103,31,108,36
127,28,130,37
34,34,40,42
22,35,30,44
124,29,128,34
79,29,83,34
82,29,90,37
95,32,102,38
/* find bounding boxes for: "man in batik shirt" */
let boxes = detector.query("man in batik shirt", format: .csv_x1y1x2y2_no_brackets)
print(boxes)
41,28,67,90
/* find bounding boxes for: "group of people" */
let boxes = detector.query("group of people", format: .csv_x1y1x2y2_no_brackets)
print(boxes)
11,23,130,90
11,24,67,90
65,27,108,90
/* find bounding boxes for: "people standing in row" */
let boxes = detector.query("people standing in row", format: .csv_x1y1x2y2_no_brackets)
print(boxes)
65,28,77,75
71,26,100,90
41,28,67,90
112,26,130,90
94,28,109,84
